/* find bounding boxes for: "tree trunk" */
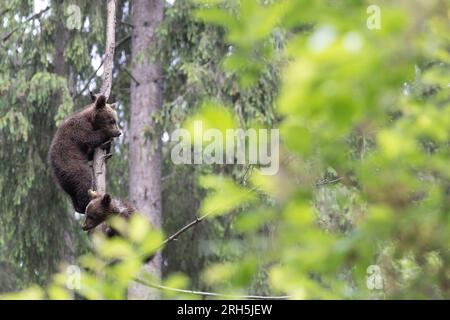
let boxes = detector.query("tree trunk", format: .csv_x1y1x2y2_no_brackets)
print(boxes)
93,0,117,197
127,0,164,300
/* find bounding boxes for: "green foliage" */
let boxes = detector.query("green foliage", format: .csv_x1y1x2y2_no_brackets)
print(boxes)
2,215,163,300
159,0,281,293
199,175,256,217
187,0,450,299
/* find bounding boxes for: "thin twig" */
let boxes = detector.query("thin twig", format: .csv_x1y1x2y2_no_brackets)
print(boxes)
158,186,259,249
1,6,50,42
315,177,342,187
72,35,130,100
161,171,175,182
73,61,104,100
134,278,291,300
123,67,140,86
118,20,134,28
159,215,202,248
0,7,11,17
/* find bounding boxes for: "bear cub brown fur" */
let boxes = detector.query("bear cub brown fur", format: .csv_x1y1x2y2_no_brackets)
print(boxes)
49,95,121,213
83,191,155,262
82,190,135,237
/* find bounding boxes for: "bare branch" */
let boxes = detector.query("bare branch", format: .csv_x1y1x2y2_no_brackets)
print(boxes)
72,35,130,100
1,6,50,42
158,186,259,249
134,278,291,300
92,0,116,238
159,215,203,248
99,0,117,100
72,60,104,101
0,8,11,17
118,20,134,28
315,177,343,187
123,67,140,86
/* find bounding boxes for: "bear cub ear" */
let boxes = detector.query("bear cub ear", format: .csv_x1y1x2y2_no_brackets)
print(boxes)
102,193,112,207
95,95,107,109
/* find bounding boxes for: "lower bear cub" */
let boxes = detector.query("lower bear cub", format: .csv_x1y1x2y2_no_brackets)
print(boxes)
82,190,135,237
83,191,155,262
49,95,121,213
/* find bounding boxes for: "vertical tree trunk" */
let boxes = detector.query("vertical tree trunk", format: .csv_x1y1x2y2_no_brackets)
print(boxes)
93,0,117,197
128,0,164,300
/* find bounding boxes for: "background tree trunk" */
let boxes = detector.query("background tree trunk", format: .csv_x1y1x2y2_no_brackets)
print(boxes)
127,0,164,300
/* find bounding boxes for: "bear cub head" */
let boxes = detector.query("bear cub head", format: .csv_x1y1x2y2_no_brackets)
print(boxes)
92,94,121,138
82,190,134,231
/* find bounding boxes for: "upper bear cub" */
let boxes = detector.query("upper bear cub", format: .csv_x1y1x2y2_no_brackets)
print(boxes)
82,190,135,237
49,95,121,213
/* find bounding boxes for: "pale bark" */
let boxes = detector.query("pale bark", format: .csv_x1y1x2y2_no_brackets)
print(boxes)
127,0,164,300
93,0,117,196
99,0,117,101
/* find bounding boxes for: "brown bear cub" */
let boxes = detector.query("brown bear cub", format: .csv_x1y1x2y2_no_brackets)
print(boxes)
82,190,135,237
83,191,155,262
49,95,121,213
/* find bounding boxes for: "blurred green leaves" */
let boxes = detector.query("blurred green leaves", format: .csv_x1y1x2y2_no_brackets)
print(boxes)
195,0,288,87
192,0,450,299
199,175,256,216
184,101,237,144
2,214,165,300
